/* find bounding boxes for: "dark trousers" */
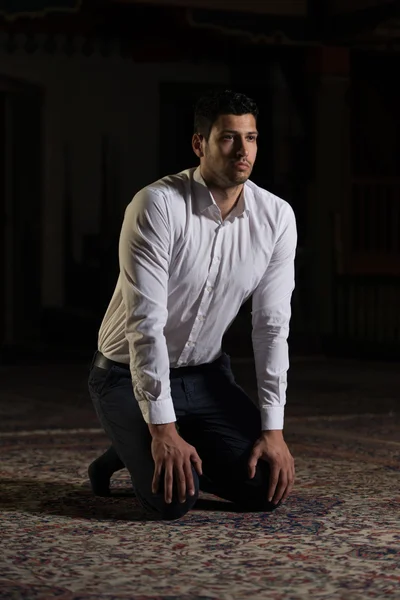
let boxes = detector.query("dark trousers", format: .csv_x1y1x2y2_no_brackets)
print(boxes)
88,353,277,520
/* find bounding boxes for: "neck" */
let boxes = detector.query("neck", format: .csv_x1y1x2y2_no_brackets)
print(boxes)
201,172,244,220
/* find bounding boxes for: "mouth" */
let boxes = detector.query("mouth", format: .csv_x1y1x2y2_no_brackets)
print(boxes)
233,161,250,171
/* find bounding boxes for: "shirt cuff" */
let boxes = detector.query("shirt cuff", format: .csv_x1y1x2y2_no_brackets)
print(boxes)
260,405,285,430
138,398,177,425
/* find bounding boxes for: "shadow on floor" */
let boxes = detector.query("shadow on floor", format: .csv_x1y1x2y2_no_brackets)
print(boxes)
0,478,245,522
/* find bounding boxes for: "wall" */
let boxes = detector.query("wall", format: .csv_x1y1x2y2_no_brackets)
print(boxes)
0,44,229,309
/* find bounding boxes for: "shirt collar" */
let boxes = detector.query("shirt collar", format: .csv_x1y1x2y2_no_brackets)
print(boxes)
192,166,250,219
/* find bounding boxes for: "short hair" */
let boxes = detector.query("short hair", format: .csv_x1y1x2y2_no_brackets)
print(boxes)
194,89,259,140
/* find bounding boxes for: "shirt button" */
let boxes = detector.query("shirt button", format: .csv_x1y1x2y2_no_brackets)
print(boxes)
197,315,205,321
187,341,195,347
207,286,214,292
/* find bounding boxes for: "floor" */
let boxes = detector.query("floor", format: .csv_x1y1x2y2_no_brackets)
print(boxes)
1,356,399,599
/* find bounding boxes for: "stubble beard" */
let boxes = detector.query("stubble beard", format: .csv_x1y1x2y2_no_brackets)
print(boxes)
227,164,253,186
203,152,252,189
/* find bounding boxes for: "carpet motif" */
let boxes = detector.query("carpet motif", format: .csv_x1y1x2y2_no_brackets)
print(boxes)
1,412,400,600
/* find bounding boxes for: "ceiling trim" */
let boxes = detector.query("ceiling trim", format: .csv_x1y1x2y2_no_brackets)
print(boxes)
111,0,308,17
0,1,82,21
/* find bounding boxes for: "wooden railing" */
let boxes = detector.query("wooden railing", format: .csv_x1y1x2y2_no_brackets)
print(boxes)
342,177,400,275
333,177,400,352
335,276,400,345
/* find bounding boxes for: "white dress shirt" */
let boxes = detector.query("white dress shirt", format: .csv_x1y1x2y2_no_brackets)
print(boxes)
98,166,297,430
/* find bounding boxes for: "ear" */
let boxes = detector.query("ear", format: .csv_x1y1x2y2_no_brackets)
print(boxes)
192,133,204,158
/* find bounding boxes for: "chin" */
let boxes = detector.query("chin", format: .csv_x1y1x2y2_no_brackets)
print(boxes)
232,174,249,184
230,166,252,184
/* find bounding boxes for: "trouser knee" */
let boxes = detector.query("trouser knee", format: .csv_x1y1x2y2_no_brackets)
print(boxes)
137,468,200,521
161,490,199,520
239,495,280,512
233,462,282,512
138,488,199,521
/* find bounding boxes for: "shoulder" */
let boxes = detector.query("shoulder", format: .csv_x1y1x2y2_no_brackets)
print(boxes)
137,169,193,202
245,182,297,261
245,179,296,230
125,169,194,219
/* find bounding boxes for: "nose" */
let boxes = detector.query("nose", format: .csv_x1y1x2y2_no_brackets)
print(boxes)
235,137,249,157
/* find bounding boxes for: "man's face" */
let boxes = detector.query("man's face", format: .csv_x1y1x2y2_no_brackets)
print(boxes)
197,113,258,188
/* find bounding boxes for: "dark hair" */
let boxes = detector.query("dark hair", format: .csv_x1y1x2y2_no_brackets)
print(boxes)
194,89,259,140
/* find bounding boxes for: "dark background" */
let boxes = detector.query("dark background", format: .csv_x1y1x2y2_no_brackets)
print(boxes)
0,0,399,364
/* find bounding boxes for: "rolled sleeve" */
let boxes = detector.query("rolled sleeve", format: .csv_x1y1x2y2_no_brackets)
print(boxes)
119,188,176,424
251,203,297,431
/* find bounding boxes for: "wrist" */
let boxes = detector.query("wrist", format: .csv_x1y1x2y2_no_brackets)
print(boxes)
261,429,284,438
148,422,177,439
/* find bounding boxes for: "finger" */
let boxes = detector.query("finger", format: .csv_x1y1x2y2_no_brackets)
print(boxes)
164,462,174,504
280,470,295,504
174,463,187,503
272,471,288,505
248,448,261,479
267,465,280,502
152,463,162,495
191,451,203,476
183,460,196,497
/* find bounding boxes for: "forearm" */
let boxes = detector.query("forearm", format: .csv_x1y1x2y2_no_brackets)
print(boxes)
252,323,290,431
126,322,176,425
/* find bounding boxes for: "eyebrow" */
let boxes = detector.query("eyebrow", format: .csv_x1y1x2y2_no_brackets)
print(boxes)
220,129,259,135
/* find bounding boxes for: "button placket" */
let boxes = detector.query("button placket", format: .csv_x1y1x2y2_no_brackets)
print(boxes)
176,224,224,366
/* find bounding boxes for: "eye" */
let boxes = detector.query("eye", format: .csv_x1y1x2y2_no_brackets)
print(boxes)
247,136,257,142
223,135,234,141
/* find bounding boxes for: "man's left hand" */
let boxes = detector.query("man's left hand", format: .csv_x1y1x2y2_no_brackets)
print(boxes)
248,430,295,505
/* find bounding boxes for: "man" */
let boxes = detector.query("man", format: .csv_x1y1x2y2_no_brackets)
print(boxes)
88,89,297,520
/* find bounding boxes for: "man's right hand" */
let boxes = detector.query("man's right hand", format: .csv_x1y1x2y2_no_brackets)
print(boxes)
149,423,202,504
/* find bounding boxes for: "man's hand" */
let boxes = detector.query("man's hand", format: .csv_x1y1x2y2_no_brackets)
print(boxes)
248,430,295,505
149,423,203,504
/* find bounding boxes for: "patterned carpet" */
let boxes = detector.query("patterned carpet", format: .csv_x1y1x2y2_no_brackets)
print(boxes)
0,361,400,599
